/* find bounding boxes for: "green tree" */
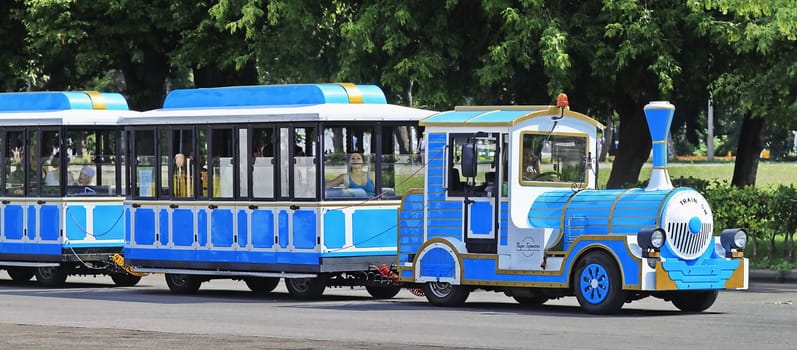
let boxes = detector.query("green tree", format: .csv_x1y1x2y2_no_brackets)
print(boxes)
1,1,30,91
692,0,797,187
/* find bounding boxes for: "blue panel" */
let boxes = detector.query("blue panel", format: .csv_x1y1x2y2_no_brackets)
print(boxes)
323,210,346,249
125,207,131,243
65,205,88,240
94,205,125,240
0,91,93,111
0,242,61,255
237,210,248,247
419,247,456,279
172,208,194,246
352,209,397,248
251,210,274,248
470,201,492,235
162,84,386,109
39,204,60,241
159,209,169,245
26,206,36,241
278,211,289,248
133,208,156,245
661,238,741,290
197,210,208,246
292,210,317,249
211,209,234,247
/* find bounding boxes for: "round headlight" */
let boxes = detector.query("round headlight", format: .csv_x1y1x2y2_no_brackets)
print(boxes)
733,230,747,249
650,229,665,249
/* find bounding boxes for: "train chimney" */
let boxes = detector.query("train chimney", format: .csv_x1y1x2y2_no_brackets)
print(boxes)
643,101,675,191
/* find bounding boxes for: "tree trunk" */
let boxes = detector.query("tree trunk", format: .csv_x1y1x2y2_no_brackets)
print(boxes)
193,61,258,88
606,100,650,189
118,47,170,111
600,116,612,162
731,114,765,188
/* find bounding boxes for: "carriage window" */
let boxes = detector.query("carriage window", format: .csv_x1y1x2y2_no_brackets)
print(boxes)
521,133,587,184
5,130,25,196
251,127,274,198
381,125,424,199
41,130,61,196
293,126,317,199
172,128,195,198
211,128,235,198
323,126,374,199
134,130,155,197
64,128,119,196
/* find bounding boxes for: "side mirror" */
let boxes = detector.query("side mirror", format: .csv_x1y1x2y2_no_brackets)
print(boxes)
461,143,477,178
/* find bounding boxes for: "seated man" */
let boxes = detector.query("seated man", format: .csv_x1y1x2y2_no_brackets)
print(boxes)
73,166,95,186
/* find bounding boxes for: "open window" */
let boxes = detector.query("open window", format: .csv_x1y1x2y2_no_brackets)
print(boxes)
448,132,503,197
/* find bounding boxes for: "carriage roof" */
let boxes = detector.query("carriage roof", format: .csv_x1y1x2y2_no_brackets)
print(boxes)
0,91,131,126
122,83,434,125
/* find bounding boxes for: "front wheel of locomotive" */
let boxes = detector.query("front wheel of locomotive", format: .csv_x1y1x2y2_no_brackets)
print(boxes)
35,266,68,287
6,267,35,282
423,282,470,307
365,285,402,299
244,277,280,294
285,274,329,300
671,290,718,312
573,251,624,314
164,273,202,294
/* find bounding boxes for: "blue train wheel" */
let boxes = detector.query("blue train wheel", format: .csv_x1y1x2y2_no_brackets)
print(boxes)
164,273,202,294
35,266,67,287
574,251,624,314
245,277,280,294
286,274,328,300
6,267,34,282
423,282,470,307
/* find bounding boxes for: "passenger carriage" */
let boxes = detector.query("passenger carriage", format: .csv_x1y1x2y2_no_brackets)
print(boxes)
397,96,748,313
0,91,140,286
120,83,431,298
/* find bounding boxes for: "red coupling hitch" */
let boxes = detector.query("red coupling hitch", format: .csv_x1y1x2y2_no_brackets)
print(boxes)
376,264,424,297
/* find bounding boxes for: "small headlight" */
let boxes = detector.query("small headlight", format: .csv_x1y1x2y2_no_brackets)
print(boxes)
721,228,747,257
650,229,665,249
733,230,747,249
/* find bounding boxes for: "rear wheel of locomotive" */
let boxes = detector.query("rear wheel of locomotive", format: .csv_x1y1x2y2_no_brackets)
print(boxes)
6,267,35,282
573,251,624,314
111,273,142,287
671,290,718,312
285,274,328,300
423,282,470,307
365,285,402,299
35,266,68,287
164,273,202,294
244,277,280,294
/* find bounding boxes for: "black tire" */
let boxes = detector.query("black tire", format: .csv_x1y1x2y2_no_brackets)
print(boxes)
671,290,719,312
244,277,280,294
111,273,142,287
35,266,68,287
365,285,402,299
573,251,624,314
423,282,470,307
513,295,549,306
164,273,202,294
6,267,35,282
285,275,328,300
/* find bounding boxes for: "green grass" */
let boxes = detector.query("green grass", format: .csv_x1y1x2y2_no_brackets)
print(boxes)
597,161,797,188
